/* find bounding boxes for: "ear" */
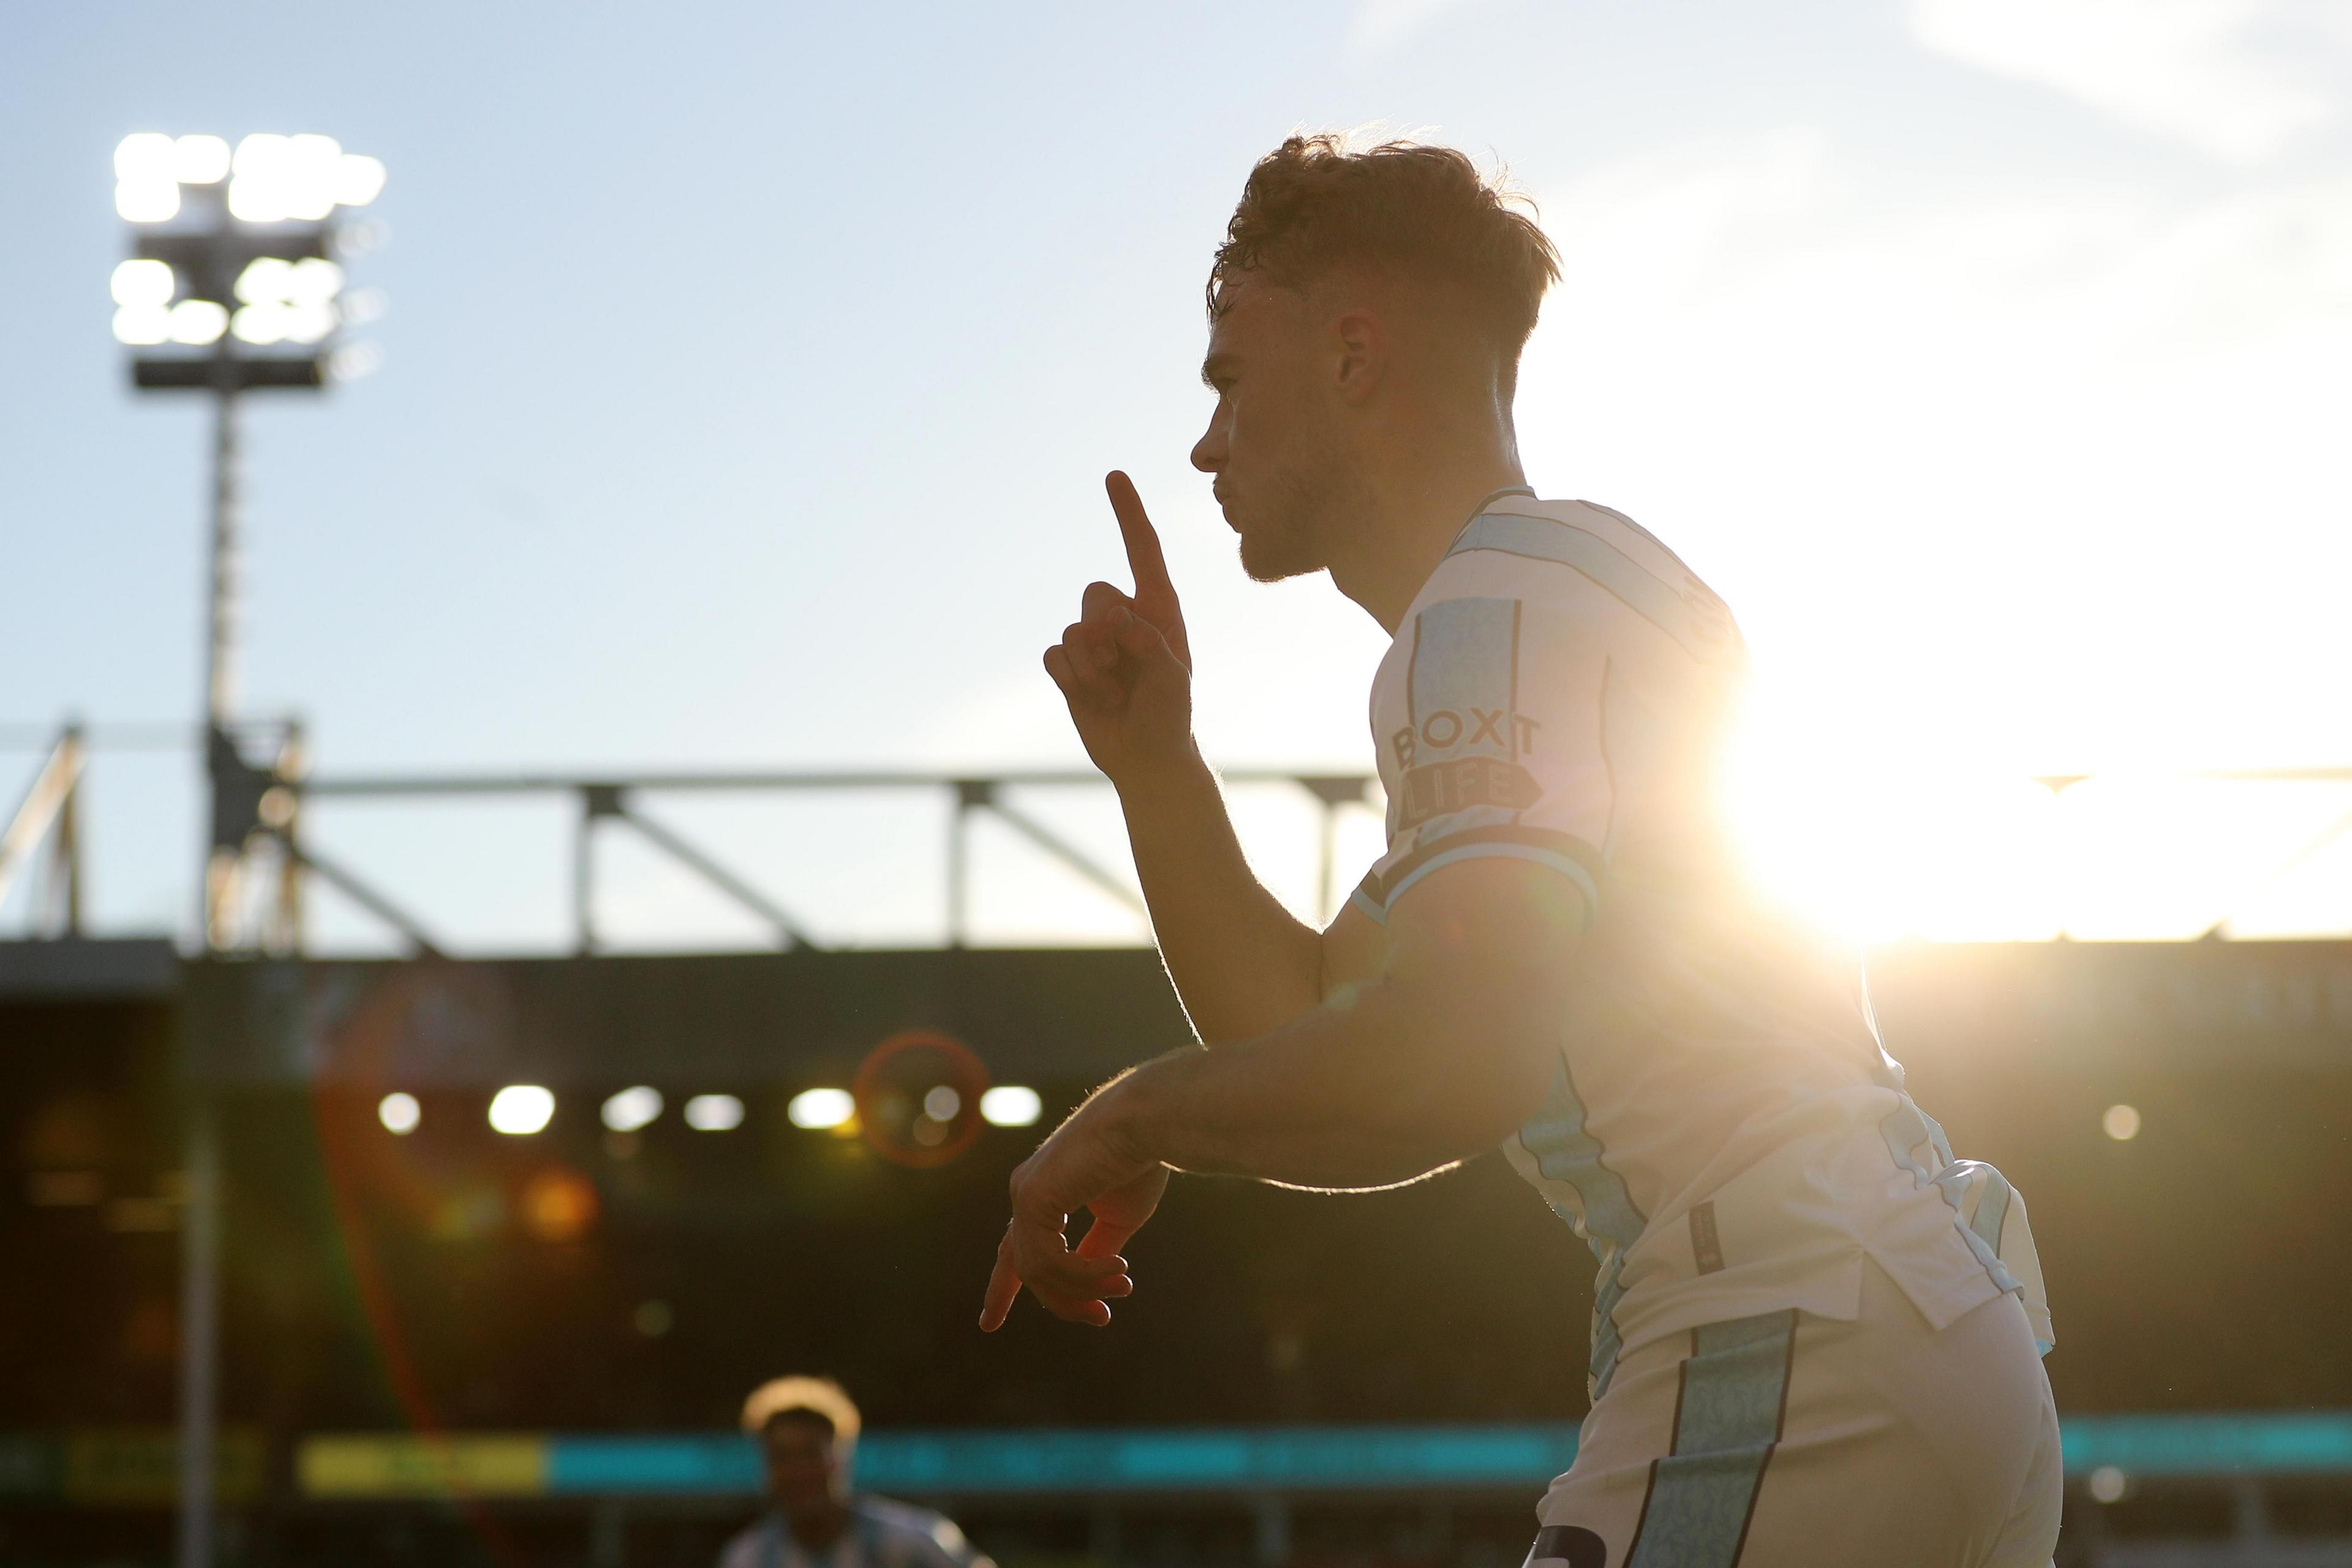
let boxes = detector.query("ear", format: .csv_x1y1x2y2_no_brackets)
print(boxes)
1332,305,1387,406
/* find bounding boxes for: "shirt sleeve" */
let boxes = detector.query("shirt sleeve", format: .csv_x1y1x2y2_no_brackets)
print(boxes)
1356,559,1717,923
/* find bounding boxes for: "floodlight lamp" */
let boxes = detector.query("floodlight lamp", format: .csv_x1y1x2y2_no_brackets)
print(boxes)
979,1085,1043,1127
684,1093,745,1131
113,134,175,181
282,134,342,221
283,302,336,345
488,1084,556,1135
378,1092,421,1134
232,133,291,176
230,304,289,345
235,257,293,304
111,258,175,308
115,178,179,224
286,257,345,304
111,306,170,346
600,1086,663,1133
786,1087,855,1129
167,300,228,346
172,134,232,184
333,154,386,208
227,177,288,225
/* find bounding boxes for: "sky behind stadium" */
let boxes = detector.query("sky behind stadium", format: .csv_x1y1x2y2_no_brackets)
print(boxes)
5,0,2351,949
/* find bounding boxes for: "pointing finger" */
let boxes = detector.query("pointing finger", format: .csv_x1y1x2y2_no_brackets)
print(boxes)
1106,472,1176,609
979,1234,1024,1331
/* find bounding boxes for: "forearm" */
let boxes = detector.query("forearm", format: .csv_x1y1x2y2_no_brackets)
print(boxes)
1118,753,1324,1043
1106,976,1558,1190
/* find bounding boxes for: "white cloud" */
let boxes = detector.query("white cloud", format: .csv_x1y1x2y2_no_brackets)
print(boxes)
1909,0,2336,161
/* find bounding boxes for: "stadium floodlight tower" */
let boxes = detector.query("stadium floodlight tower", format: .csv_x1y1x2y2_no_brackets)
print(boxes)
111,132,384,1568
110,130,386,952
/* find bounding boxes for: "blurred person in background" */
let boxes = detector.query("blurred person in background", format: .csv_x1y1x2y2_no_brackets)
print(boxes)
718,1378,992,1568
984,134,2062,1567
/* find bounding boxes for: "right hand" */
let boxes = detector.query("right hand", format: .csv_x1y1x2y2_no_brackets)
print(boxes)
1044,472,1196,786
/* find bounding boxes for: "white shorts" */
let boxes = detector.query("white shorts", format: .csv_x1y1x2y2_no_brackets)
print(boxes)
1526,1259,2062,1568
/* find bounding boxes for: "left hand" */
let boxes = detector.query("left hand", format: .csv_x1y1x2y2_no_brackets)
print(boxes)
979,1084,1168,1330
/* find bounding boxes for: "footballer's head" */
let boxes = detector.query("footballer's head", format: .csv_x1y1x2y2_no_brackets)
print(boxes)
1191,134,1559,582
742,1375,860,1512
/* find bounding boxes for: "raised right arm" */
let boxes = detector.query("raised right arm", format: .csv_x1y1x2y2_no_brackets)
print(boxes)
1046,473,1368,1044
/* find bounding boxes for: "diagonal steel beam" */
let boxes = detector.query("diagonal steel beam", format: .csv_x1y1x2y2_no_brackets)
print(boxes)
271,833,443,958
983,796,1147,916
611,799,820,951
0,729,86,914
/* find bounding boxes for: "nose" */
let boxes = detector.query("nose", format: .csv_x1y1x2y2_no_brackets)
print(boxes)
1190,417,1224,476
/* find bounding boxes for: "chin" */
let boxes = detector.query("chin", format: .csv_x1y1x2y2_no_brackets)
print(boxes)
1237,524,1324,584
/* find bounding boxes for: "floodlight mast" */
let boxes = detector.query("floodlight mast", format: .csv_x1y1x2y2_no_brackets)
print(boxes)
113,132,382,949
112,130,383,1568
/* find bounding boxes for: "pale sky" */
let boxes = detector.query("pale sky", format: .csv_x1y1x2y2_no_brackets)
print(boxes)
4,0,2350,952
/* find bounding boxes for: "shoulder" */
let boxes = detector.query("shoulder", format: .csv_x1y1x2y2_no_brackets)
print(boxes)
1431,498,1740,663
853,1497,989,1568
717,1517,777,1568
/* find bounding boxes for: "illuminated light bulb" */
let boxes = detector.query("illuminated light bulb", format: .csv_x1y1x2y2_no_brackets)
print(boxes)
235,257,293,304
285,257,345,303
786,1087,854,1129
228,135,298,221
333,153,387,208
280,134,343,221
110,258,175,308
111,306,171,346
172,134,232,184
166,300,228,346
2101,1104,2141,1141
378,1092,421,1134
231,304,290,345
227,178,288,224
113,134,176,182
283,302,336,345
600,1086,663,1133
232,133,291,176
684,1093,744,1131
115,179,179,224
979,1086,1042,1127
488,1085,555,1136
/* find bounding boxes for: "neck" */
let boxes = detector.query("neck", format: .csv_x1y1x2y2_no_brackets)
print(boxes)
783,1496,851,1548
1327,418,1528,634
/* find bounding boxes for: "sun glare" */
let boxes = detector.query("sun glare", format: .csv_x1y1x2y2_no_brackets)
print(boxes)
1725,679,2067,944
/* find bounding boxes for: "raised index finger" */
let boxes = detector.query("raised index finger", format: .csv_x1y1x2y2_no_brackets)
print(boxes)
1105,471,1175,606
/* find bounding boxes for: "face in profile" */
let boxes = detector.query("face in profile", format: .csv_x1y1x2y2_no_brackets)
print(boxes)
1191,272,1353,584
761,1414,842,1512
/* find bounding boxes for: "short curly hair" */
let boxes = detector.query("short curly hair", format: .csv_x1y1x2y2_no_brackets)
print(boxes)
1210,134,1561,377
741,1376,861,1443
